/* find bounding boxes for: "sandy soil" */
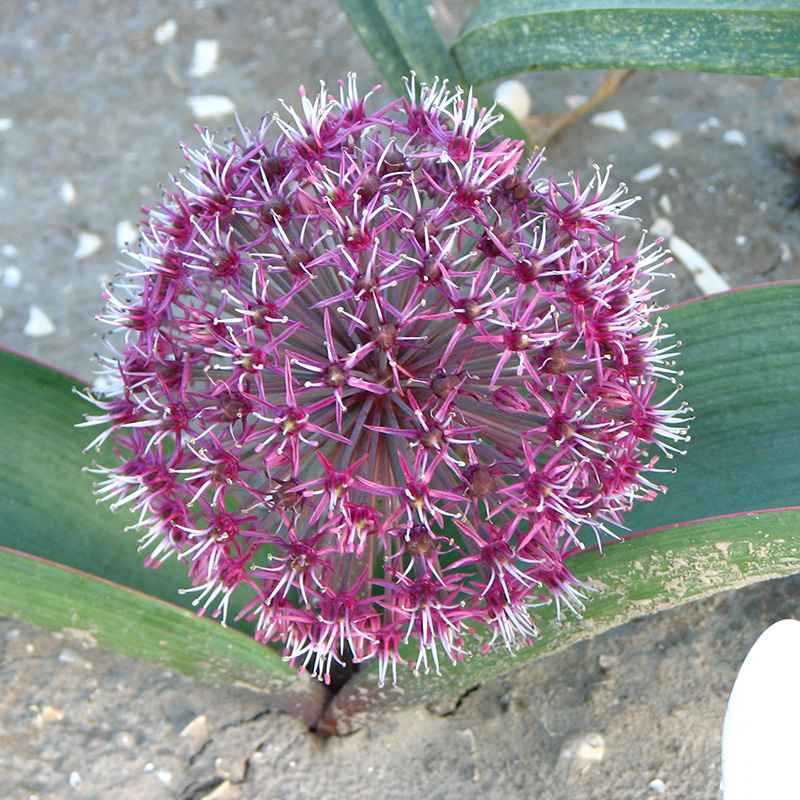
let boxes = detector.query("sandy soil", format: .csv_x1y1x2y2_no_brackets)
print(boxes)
1,2,800,798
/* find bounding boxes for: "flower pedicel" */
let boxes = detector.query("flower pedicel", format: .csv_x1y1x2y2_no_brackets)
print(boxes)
80,76,690,685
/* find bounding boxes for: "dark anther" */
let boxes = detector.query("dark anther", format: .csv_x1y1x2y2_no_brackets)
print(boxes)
374,323,397,350
514,257,543,283
325,364,349,387
286,247,312,275
540,346,568,374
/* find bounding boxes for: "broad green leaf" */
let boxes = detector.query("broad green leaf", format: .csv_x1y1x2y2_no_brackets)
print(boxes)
0,351,264,635
0,546,325,723
319,509,800,733
338,0,459,95
453,1,800,84
317,282,800,732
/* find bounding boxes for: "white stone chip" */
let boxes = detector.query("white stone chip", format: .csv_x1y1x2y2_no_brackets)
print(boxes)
565,94,588,110
24,306,56,338
116,220,139,248
590,110,627,132
669,234,731,295
68,771,82,789
154,19,177,45
186,95,236,119
188,40,220,78
723,129,747,146
3,265,21,287
648,777,666,793
633,163,663,183
650,128,681,150
559,732,605,766
74,231,102,259
0,118,13,132
2,244,17,257
59,180,76,204
493,79,531,121
650,217,674,239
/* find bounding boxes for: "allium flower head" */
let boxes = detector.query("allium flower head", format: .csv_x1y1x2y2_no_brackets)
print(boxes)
82,76,689,685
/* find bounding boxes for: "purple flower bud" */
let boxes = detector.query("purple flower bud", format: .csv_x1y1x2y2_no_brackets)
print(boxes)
81,75,690,686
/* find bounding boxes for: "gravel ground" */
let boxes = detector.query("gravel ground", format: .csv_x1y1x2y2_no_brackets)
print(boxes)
2,2,800,798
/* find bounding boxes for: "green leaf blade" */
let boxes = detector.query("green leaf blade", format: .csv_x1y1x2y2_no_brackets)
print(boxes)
338,0,460,95
453,1,800,84
317,281,800,731
0,546,326,721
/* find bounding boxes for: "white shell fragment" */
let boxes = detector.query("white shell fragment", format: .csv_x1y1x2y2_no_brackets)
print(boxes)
559,732,605,768
2,265,21,287
669,234,731,295
188,39,220,78
74,231,102,259
116,220,139,249
24,306,56,338
650,128,681,150
493,79,531,121
723,129,747,146
153,19,177,45
186,95,236,119
590,110,627,132
633,163,663,183
59,180,76,204
565,94,588,110
722,619,800,799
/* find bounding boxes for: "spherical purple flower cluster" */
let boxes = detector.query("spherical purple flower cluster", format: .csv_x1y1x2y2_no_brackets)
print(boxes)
82,76,689,685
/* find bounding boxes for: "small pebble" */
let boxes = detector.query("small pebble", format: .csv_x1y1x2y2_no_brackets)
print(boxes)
35,705,64,725
188,40,220,78
0,118,13,132
24,306,56,338
59,181,76,204
187,95,236,118
153,19,177,45
74,231,102,259
779,242,792,262
649,777,666,793
565,94,588,110
116,220,139,248
650,128,681,150
735,235,747,245
650,217,674,239
723,129,747,146
658,194,673,215
591,110,627,132
3,265,21,287
156,770,173,785
2,244,17,257
559,732,605,765
669,234,731,294
633,163,663,183
493,79,531,121
68,772,82,789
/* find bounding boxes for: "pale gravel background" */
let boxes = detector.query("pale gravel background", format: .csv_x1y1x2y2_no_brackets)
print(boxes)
1,2,800,798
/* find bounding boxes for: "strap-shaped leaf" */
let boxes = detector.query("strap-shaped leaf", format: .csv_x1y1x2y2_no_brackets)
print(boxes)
453,1,800,84
0,351,264,635
319,508,800,733
338,0,460,95
0,546,326,722
317,281,800,732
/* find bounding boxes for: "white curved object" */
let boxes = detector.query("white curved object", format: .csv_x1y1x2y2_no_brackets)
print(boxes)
722,619,800,798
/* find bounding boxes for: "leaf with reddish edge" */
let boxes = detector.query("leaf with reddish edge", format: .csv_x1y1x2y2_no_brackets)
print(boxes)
317,281,800,733
0,546,326,725
318,508,800,734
